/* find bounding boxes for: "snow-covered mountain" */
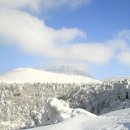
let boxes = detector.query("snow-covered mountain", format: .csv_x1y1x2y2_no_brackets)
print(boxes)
1,68,130,130
0,68,102,84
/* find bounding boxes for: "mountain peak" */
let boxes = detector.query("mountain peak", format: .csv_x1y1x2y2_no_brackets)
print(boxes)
0,68,101,84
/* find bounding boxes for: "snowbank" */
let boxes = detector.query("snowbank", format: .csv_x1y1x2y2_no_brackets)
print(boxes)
40,98,96,126
29,108,130,130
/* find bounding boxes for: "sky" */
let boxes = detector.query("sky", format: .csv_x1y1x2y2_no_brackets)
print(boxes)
0,0,130,79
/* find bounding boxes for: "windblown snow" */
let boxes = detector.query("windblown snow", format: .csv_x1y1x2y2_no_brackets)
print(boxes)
0,68,102,84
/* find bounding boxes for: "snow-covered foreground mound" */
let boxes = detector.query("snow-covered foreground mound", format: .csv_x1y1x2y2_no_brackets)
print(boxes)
29,108,130,130
42,98,96,125
0,68,101,84
0,98,97,129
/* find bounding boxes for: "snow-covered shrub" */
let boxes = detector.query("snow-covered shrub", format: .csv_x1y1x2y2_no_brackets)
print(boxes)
41,98,71,125
60,80,130,114
41,98,96,126
0,80,130,129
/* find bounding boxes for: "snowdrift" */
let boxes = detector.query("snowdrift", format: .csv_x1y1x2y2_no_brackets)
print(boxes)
28,100,130,130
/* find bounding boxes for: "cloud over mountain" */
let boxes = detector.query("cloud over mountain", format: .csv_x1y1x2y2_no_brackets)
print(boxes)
0,0,130,65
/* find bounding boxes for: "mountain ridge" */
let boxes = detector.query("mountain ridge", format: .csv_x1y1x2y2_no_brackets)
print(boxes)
0,68,102,84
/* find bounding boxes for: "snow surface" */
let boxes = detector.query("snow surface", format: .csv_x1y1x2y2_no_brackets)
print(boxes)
28,108,130,130
0,68,102,84
38,98,97,127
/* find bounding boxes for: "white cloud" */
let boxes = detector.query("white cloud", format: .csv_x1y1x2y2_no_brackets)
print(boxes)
41,0,90,9
63,43,114,64
0,0,130,65
118,51,130,65
107,39,127,50
0,0,40,11
0,9,84,57
118,29,130,40
0,0,90,11
0,8,115,65
115,30,130,65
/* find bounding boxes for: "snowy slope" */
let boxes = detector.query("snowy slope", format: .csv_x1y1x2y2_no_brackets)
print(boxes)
0,68,102,84
29,108,130,130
